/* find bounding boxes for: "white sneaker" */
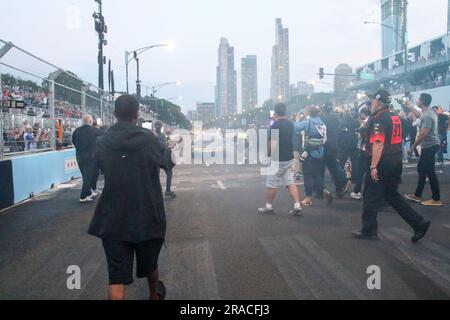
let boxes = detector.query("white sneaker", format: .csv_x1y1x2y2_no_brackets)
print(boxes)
91,190,101,197
80,196,94,203
350,192,362,200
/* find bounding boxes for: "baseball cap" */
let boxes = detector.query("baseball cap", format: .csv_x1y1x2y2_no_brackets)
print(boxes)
369,90,392,105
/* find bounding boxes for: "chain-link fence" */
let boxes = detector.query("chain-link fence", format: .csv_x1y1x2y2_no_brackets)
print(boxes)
0,39,118,159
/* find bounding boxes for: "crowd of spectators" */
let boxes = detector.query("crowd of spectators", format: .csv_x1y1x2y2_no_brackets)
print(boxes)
2,82,83,120
2,118,77,154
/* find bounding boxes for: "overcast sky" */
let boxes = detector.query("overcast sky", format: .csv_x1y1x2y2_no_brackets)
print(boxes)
0,0,448,111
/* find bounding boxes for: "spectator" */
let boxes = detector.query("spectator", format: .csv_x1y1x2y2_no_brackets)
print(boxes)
320,102,347,198
88,94,174,300
405,93,443,206
258,103,303,216
72,114,104,202
295,105,329,206
433,106,449,164
338,110,360,191
23,124,36,151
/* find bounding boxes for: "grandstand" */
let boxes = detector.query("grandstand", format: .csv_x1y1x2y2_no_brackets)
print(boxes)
347,33,450,107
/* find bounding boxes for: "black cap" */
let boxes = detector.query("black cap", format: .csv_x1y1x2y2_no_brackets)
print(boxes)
369,90,391,105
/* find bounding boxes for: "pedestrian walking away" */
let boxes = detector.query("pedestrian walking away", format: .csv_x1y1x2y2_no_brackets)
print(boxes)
72,114,104,203
258,103,303,216
88,95,175,300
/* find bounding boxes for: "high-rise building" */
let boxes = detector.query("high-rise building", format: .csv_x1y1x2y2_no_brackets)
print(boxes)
196,102,216,124
380,0,407,58
215,38,237,117
290,81,314,98
270,18,290,103
334,64,354,101
241,55,258,112
448,0,450,32
187,110,198,121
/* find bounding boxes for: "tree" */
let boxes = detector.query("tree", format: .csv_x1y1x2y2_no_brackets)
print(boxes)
141,98,191,129
42,71,83,105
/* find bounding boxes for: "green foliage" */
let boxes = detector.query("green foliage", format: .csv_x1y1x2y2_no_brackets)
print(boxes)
42,71,83,105
1,73,41,92
141,98,191,129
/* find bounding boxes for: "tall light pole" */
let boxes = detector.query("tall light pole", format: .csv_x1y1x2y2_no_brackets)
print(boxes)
125,44,169,98
401,0,409,94
93,0,107,91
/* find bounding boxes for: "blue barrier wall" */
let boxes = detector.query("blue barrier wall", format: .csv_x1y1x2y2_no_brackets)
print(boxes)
11,149,81,204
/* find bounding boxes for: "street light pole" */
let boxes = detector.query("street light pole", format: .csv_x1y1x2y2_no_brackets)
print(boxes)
124,44,169,97
141,81,180,99
93,0,107,91
402,0,409,95
135,52,141,99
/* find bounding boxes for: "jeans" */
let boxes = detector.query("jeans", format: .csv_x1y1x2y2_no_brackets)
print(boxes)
338,147,359,183
415,144,440,201
321,147,346,193
437,133,447,163
302,156,325,197
160,168,173,193
362,158,425,234
78,159,97,199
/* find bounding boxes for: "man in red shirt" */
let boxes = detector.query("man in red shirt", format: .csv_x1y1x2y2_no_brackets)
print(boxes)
352,90,430,242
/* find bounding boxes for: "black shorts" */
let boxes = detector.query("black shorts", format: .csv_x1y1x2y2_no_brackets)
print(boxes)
102,238,164,285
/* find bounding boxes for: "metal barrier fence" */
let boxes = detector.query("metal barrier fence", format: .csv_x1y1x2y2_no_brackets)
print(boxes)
0,39,170,160
0,38,118,160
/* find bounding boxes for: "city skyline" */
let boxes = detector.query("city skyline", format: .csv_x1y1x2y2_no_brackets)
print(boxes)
241,55,258,112
381,0,406,58
334,64,354,102
215,38,237,117
271,18,290,103
0,0,448,111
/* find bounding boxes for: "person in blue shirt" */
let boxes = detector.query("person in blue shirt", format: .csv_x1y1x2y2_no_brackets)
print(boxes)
295,105,332,206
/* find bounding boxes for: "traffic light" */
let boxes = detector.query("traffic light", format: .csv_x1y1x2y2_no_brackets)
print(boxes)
319,67,324,80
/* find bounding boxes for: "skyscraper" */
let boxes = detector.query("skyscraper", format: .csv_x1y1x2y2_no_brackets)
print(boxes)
290,81,314,98
241,55,258,111
270,18,290,103
334,64,354,101
380,0,407,58
196,102,216,124
448,0,450,32
215,38,237,117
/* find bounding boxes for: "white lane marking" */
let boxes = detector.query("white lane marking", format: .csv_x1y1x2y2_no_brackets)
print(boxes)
380,228,450,293
217,181,226,190
159,240,221,300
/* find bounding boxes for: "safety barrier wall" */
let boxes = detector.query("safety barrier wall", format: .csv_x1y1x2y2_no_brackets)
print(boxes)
0,148,80,210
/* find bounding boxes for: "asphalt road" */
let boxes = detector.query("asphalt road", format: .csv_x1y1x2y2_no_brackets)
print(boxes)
0,163,449,300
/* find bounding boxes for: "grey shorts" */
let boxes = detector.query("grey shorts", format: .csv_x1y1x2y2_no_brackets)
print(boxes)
266,160,295,188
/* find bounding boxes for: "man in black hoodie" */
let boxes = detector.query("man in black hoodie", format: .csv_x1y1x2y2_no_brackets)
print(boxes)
88,95,174,300
320,102,347,198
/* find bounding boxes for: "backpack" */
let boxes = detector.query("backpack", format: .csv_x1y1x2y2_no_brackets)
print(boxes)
303,119,326,150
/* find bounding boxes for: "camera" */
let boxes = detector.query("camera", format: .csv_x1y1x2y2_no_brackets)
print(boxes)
299,151,309,163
